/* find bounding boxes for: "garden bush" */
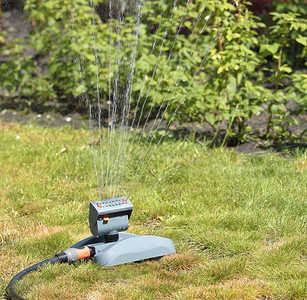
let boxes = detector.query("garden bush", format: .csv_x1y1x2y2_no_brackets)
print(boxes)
0,0,306,144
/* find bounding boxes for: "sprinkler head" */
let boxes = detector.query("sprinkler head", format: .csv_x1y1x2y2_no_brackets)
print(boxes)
89,196,133,240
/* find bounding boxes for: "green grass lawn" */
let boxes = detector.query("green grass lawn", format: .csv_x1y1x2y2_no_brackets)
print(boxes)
1,121,306,299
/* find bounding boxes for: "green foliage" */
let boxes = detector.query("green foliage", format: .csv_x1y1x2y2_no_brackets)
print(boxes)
273,0,307,16
0,0,306,144
260,11,307,141
24,0,115,104
201,0,267,143
0,33,55,107
131,0,214,123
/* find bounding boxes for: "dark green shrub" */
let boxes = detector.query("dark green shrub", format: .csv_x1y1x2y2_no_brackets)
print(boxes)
260,10,307,141
0,0,306,144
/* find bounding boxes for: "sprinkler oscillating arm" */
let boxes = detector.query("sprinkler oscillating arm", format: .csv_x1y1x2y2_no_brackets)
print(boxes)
89,197,133,241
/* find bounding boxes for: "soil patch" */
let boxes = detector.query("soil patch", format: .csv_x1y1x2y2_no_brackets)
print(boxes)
1,109,306,155
0,110,88,129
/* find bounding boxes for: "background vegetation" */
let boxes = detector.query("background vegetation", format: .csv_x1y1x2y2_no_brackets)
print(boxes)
0,0,306,145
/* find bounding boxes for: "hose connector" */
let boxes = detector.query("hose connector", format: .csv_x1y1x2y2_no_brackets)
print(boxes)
61,246,94,262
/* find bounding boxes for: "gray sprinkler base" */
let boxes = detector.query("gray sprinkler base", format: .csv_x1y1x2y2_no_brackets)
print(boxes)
71,232,176,267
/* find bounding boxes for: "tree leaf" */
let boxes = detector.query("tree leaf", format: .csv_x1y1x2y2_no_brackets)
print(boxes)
296,36,307,46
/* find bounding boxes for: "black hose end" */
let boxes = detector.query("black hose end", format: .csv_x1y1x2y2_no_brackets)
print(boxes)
56,252,69,263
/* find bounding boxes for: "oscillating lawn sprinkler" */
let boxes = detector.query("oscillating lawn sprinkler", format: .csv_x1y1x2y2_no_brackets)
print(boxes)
74,196,175,266
6,197,175,299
